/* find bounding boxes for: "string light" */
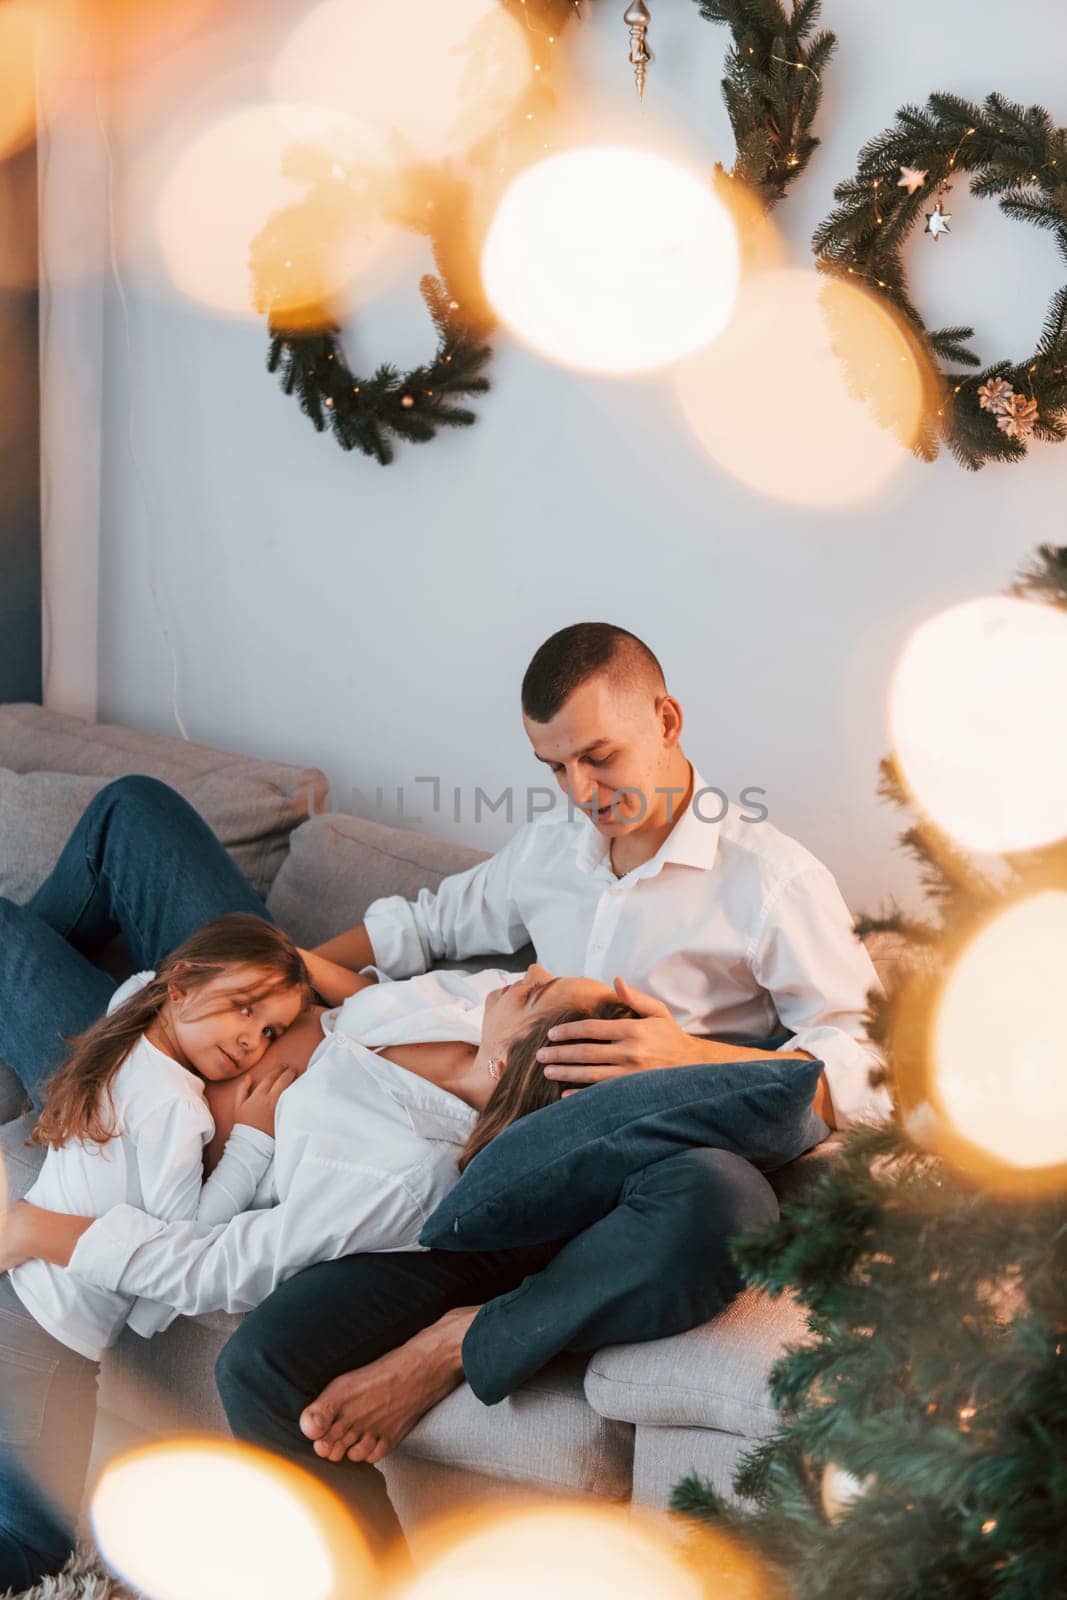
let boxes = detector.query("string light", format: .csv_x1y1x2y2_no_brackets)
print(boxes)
769,51,822,85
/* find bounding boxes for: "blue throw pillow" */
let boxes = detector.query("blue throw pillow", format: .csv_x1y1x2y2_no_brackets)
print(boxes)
420,1056,827,1251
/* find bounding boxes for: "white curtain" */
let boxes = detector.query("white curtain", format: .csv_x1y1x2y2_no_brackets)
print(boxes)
37,27,107,719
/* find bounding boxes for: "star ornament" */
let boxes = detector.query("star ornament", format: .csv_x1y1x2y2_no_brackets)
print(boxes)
924,201,951,240
897,165,928,195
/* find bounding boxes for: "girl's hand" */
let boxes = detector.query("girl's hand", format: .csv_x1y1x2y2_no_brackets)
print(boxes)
231,1064,297,1138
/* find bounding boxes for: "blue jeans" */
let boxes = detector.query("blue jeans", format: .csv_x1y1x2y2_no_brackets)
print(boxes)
0,774,269,1107
0,1277,100,1593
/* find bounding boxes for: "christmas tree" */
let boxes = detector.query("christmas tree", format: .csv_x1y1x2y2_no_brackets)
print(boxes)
673,544,1067,1600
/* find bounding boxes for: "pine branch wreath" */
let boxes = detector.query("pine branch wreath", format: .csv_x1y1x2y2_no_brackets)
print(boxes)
813,92,1067,469
261,0,836,464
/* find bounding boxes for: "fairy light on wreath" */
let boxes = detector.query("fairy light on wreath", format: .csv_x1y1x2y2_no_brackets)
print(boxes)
813,91,1067,469
260,0,838,464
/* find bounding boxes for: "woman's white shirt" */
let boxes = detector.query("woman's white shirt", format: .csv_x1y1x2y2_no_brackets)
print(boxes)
65,968,508,1320
8,973,274,1360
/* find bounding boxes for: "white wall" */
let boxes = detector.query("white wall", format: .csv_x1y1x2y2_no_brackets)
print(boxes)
85,0,1065,918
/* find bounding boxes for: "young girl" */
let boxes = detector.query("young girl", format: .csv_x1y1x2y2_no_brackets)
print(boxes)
0,913,310,1594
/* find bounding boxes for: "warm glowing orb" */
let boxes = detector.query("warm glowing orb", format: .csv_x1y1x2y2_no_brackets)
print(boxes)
0,2,44,161
889,595,1067,853
932,891,1067,1173
155,103,399,322
273,0,531,166
395,1503,766,1600
675,267,928,506
482,147,740,375
90,1438,376,1600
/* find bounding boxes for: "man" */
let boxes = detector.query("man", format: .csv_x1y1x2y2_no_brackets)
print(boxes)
0,622,885,1553
220,622,886,1494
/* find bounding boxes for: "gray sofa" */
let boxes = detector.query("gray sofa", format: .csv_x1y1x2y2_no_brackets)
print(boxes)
0,703,899,1547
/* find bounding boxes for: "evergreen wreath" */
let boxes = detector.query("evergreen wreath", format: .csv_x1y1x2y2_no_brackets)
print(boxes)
813,92,1067,469
262,0,836,464
260,165,494,468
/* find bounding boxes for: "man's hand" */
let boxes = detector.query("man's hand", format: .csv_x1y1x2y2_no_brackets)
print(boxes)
538,978,827,1097
538,978,719,1086
232,1064,296,1139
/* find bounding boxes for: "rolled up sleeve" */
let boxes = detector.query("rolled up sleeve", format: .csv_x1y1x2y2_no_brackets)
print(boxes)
363,828,532,979
751,867,892,1128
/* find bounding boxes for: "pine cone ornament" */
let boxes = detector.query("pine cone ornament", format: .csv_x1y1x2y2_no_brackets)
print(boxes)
996,393,1039,440
977,377,1014,415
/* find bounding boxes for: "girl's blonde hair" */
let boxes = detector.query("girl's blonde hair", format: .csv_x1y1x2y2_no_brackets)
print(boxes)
30,914,310,1151
458,998,640,1173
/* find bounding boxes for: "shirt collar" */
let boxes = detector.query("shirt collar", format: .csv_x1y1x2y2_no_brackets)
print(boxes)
370,1050,479,1146
573,762,722,880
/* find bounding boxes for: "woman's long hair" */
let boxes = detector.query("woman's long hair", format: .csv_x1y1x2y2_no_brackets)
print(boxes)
30,914,310,1151
458,999,640,1173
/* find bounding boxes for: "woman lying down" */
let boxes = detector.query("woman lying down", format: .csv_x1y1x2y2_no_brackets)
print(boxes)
0,914,635,1590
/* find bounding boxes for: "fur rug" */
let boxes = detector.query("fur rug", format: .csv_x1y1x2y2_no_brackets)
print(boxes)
3,1548,135,1600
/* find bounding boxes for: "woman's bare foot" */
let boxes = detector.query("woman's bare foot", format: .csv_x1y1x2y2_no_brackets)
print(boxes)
299,1306,479,1465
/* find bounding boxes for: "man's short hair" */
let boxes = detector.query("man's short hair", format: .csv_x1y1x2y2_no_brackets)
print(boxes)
521,623,666,723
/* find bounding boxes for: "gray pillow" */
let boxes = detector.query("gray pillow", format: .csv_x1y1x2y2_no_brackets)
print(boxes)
0,704,328,899
0,769,109,903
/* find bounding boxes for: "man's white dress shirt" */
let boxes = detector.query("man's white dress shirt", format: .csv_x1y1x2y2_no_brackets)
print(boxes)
364,766,888,1126
67,969,495,1319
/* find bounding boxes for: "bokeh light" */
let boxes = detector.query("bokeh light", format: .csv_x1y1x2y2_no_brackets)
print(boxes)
90,1438,377,1600
272,0,531,166
481,146,740,375
67,0,223,82
154,103,401,323
394,1501,770,1600
820,1461,870,1523
675,268,929,506
888,595,1067,854
929,891,1067,1182
0,2,45,161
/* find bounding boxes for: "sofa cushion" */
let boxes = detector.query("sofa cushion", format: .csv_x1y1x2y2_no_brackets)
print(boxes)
584,1286,810,1440
421,1058,826,1252
0,1062,30,1125
0,1113,44,1202
100,1311,240,1436
0,770,111,904
266,813,534,973
396,1355,634,1498
630,1423,752,1509
0,704,327,900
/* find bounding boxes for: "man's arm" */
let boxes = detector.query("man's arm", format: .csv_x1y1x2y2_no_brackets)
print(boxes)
299,946,378,1006
309,924,376,974
749,867,889,1128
